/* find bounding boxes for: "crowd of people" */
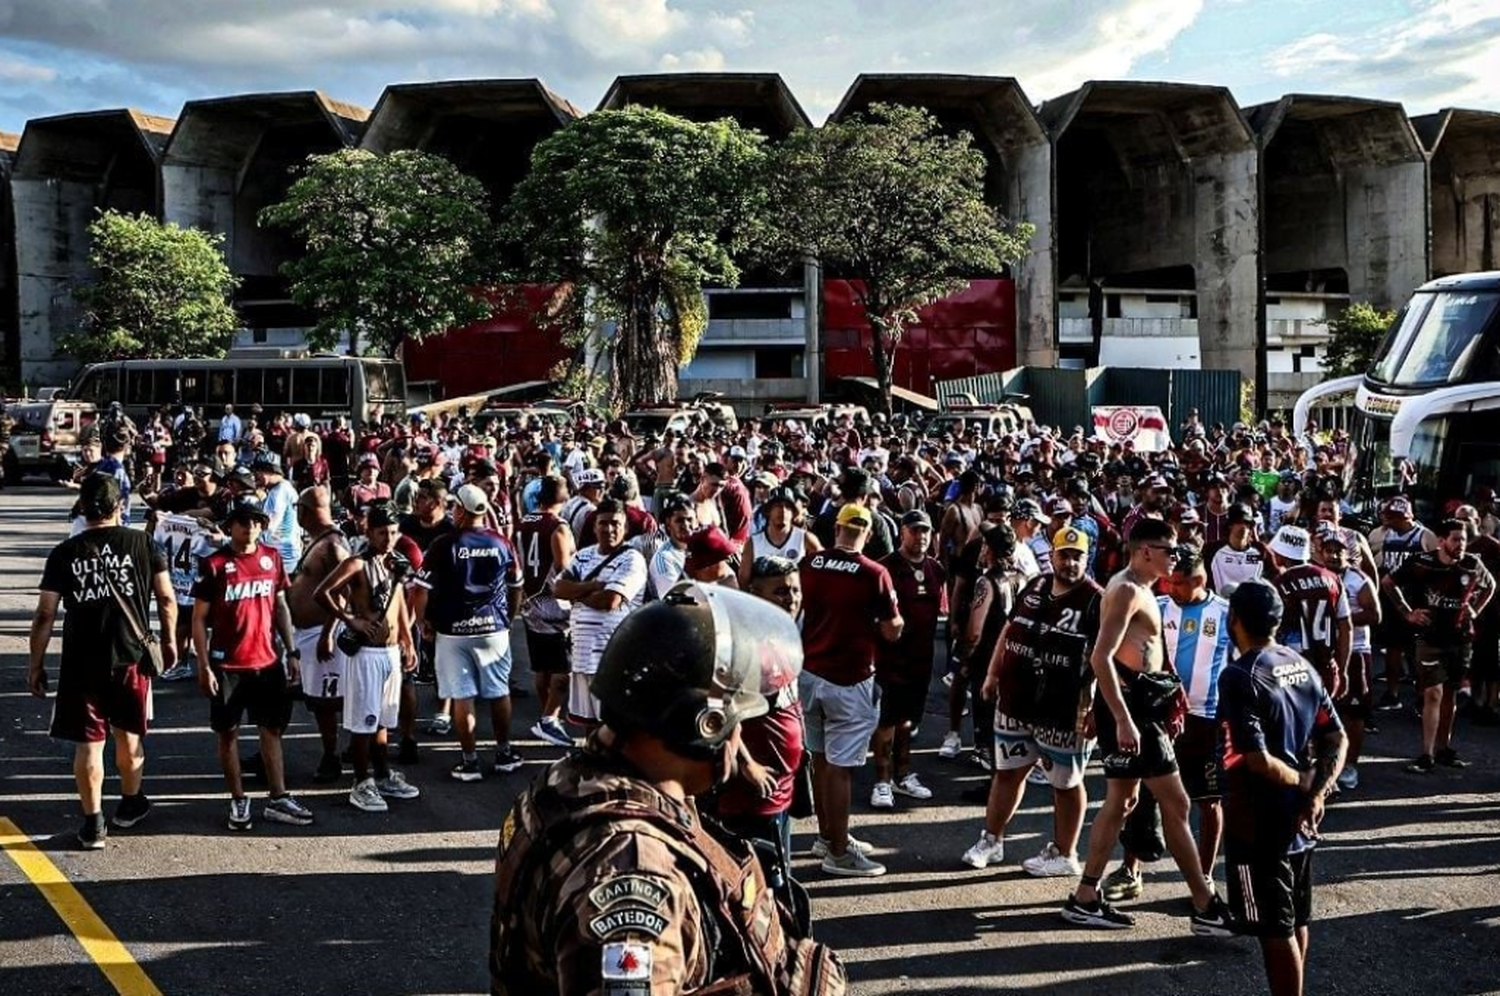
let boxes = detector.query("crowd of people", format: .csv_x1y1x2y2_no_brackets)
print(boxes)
24,394,1499,996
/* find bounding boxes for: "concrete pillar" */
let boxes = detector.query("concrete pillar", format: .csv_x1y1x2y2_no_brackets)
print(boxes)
1195,148,1260,378
1415,109,1500,277
1345,159,1429,309
0,133,19,374
1012,139,1057,366
803,256,821,403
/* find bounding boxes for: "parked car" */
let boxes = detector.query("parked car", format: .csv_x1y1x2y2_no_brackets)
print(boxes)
3,399,98,481
625,393,739,438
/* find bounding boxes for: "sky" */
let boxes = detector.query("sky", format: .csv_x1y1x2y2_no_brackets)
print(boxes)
2,0,1499,136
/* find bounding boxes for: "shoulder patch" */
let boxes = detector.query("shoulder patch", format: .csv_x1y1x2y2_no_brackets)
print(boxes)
588,907,669,940
601,942,652,995
588,875,671,914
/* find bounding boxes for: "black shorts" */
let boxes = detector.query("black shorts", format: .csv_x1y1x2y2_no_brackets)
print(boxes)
1174,715,1222,801
1415,641,1472,691
876,678,926,728
1094,697,1177,780
1335,651,1373,720
50,662,152,743
525,629,570,675
1226,849,1314,939
210,665,293,733
1472,631,1500,683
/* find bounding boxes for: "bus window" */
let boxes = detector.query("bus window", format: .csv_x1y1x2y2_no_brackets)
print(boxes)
364,361,404,402
207,370,234,406
292,368,321,407
180,369,207,405
125,369,154,406
74,368,119,406
320,366,351,406
264,370,291,407
235,370,262,407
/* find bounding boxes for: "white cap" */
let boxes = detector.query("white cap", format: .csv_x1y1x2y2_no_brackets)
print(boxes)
574,468,605,488
1269,525,1311,563
456,483,490,515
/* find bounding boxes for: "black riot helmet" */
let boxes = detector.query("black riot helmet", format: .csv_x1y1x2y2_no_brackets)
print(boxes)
591,583,802,761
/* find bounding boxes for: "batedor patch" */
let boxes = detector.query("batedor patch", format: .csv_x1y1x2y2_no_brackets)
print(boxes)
589,906,669,940
601,941,652,996
589,874,671,913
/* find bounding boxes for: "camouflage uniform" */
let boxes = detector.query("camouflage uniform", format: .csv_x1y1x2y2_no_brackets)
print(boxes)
492,736,844,996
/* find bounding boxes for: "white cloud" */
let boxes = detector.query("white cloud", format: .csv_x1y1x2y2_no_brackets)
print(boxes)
0,53,56,83
658,47,727,72
1266,0,1500,110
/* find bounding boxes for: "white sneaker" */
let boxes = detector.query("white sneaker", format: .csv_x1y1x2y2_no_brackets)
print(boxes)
821,848,887,878
1336,765,1359,791
962,831,1004,869
810,833,872,859
870,782,895,809
1022,841,1082,878
938,732,963,759
349,778,388,813
375,770,421,800
894,772,933,800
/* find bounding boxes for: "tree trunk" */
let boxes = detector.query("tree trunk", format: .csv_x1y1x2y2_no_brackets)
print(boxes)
868,318,896,418
615,275,677,406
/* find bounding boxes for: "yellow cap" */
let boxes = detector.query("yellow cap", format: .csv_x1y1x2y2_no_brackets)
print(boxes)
1053,526,1089,555
837,503,873,529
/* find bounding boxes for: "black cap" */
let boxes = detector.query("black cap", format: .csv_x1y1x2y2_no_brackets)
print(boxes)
765,486,799,509
250,451,282,473
900,509,933,529
227,497,270,524
366,504,398,529
1229,578,1284,629
1227,502,1257,525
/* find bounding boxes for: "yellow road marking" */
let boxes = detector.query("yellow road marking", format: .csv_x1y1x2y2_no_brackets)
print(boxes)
0,816,163,996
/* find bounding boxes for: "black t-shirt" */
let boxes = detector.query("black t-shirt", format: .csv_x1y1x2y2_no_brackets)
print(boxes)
40,526,167,674
399,514,458,559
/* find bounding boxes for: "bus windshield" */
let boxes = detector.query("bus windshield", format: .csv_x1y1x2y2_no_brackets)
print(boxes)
1369,291,1500,387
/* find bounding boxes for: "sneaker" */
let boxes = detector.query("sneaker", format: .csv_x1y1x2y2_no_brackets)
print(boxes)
1101,864,1145,902
376,770,421,800
451,757,483,782
426,714,452,735
1061,896,1135,929
264,794,315,826
1027,764,1050,787
894,772,933,800
494,746,524,773
821,848,887,878
531,717,575,748
349,778,389,812
1375,691,1403,712
312,752,343,784
870,781,895,808
1190,893,1237,937
158,661,196,682
968,748,993,772
227,797,253,831
1406,754,1435,773
961,831,1004,869
1023,842,1082,878
77,815,107,851
810,833,872,859
938,732,963,759
110,793,152,829
1435,748,1468,769
1336,765,1360,791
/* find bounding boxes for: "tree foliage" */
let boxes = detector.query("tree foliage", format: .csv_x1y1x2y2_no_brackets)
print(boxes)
768,103,1034,413
61,210,239,364
1320,301,1396,378
502,106,770,406
260,149,494,357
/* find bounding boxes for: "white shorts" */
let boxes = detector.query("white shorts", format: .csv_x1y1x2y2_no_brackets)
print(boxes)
800,671,880,769
343,646,401,735
568,673,601,725
295,625,348,701
435,630,512,701
993,709,1093,790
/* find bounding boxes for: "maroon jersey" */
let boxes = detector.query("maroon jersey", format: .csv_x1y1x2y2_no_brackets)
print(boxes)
192,543,288,671
516,511,565,598
878,552,948,683
1273,563,1348,672
799,548,898,685
1392,551,1496,647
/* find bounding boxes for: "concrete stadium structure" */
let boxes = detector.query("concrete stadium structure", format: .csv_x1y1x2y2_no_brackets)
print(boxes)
0,131,17,374
4,72,1499,412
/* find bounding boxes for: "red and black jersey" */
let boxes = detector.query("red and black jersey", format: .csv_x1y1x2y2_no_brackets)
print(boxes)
799,548,898,685
877,552,948,683
516,511,566,596
1273,563,1347,672
192,543,288,671
995,575,1104,729
1392,551,1496,646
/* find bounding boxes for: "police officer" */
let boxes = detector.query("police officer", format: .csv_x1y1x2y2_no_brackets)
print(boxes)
491,582,846,996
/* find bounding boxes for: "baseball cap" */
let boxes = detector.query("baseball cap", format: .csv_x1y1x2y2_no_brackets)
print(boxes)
456,483,490,515
1143,473,1171,490
1226,502,1257,526
1269,525,1312,563
1177,506,1202,525
1048,497,1073,517
366,504,399,529
765,486,799,509
900,509,933,530
1012,498,1048,523
226,466,257,490
727,445,747,460
1382,496,1412,517
226,497,270,524
293,413,312,429
1315,523,1347,548
250,451,282,473
1052,526,1089,555
574,468,606,489
684,526,736,574
358,453,380,468
836,503,873,529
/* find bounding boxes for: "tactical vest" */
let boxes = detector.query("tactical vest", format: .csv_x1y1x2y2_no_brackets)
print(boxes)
491,752,844,996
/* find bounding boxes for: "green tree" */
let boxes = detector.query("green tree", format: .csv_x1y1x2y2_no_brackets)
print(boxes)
1320,301,1396,378
767,103,1034,414
60,210,239,363
259,149,494,357
502,106,770,406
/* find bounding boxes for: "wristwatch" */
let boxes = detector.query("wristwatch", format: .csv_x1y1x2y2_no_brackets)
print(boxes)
288,649,302,658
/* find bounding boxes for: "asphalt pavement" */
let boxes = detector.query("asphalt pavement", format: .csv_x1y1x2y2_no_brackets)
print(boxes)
1,485,1498,995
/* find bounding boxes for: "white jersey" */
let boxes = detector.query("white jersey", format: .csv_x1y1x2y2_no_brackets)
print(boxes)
1343,567,1372,653
648,543,687,601
748,526,806,563
560,495,596,542
1268,496,1299,533
152,513,218,606
561,544,647,675
1157,592,1233,719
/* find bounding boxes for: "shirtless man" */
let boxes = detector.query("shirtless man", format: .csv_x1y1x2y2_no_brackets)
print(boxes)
315,506,420,813
288,487,352,783
938,470,985,576
1061,518,1234,935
